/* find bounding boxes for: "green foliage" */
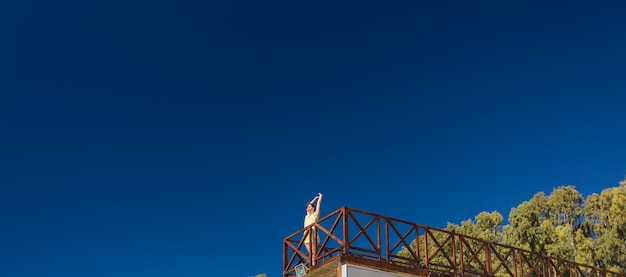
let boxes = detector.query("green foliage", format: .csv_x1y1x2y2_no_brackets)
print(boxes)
446,211,503,242
397,176,626,273
475,211,504,242
547,185,583,226
574,228,593,266
503,192,547,253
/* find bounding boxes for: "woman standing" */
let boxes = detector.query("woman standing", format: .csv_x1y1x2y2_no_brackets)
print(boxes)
303,193,322,266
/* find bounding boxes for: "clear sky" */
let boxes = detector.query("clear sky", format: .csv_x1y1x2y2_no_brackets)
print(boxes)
2,1,626,276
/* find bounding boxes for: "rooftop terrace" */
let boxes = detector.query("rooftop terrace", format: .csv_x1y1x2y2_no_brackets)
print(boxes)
283,207,625,277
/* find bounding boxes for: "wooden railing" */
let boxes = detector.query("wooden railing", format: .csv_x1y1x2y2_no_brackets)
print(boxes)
283,207,625,277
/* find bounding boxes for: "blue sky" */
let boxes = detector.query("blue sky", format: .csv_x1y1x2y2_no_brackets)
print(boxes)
2,1,626,276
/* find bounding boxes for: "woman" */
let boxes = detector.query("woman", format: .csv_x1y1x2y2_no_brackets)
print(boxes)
303,192,322,266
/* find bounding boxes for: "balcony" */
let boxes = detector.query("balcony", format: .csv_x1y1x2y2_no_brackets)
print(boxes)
283,207,624,277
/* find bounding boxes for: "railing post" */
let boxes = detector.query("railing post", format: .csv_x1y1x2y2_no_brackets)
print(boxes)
283,238,287,277
486,241,492,276
424,227,429,269
343,207,349,255
512,247,518,277
542,255,548,277
459,233,465,276
416,225,421,268
452,231,457,277
382,216,386,263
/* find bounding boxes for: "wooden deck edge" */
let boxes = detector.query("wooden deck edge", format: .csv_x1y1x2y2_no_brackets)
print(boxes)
306,255,428,277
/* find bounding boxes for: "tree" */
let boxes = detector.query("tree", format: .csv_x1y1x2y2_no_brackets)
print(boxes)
396,176,626,273
546,186,583,227
545,186,583,261
581,182,626,271
502,192,548,253
475,211,504,242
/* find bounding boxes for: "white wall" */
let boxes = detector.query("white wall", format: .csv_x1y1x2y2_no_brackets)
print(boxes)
341,264,412,277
